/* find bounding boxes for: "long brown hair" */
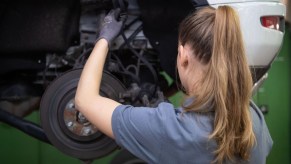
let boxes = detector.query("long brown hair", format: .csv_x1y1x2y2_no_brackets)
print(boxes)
179,6,255,163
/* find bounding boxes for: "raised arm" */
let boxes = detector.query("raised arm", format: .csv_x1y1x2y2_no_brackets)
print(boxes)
75,9,124,138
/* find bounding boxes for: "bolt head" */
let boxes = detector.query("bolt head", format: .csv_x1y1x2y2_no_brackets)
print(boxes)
67,121,73,127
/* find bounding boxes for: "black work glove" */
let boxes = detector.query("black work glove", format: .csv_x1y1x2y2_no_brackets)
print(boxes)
96,8,124,45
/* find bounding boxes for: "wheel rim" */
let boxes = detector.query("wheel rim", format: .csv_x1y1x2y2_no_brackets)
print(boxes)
40,69,125,160
59,96,102,142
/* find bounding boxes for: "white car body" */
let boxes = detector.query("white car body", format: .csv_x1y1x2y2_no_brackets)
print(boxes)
208,0,286,68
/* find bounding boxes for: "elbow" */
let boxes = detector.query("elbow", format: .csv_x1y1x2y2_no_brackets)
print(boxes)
75,93,101,112
75,91,90,112
74,95,84,112
75,87,92,112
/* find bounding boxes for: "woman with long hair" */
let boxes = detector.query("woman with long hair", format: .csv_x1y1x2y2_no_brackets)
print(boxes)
75,6,272,163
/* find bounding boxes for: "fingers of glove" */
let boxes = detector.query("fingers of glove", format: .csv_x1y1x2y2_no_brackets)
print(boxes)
103,15,113,25
106,8,121,21
107,9,115,17
96,8,124,45
119,13,127,23
116,18,123,26
113,8,121,20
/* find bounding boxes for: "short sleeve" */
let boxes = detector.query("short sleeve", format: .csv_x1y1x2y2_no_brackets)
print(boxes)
111,102,176,163
249,104,273,163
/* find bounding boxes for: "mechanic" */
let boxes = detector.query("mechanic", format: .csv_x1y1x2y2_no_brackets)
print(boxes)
75,6,272,164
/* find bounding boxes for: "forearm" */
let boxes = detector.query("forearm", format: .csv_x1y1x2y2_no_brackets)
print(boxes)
75,39,108,109
74,9,123,138
75,39,121,138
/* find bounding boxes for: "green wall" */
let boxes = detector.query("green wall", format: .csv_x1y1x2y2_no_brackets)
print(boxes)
0,112,118,164
253,27,291,164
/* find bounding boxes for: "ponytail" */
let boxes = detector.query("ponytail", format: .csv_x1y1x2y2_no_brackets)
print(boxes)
179,6,255,163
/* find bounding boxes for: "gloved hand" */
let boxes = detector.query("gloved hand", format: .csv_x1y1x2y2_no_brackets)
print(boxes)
96,8,124,45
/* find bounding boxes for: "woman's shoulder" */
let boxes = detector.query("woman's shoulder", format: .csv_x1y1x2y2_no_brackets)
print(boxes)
249,101,273,162
250,101,271,133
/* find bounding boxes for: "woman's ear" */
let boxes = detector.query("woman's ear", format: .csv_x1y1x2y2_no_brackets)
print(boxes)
178,45,189,68
178,45,183,57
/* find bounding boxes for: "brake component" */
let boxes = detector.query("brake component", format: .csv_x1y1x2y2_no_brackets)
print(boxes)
40,69,125,160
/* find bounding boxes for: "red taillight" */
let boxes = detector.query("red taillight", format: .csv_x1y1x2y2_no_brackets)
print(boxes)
261,16,282,31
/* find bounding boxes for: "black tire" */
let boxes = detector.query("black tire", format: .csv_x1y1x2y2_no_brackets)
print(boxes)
40,69,125,160
111,149,146,164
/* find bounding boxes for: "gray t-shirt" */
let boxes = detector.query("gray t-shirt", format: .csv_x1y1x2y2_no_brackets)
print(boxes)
112,102,272,164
